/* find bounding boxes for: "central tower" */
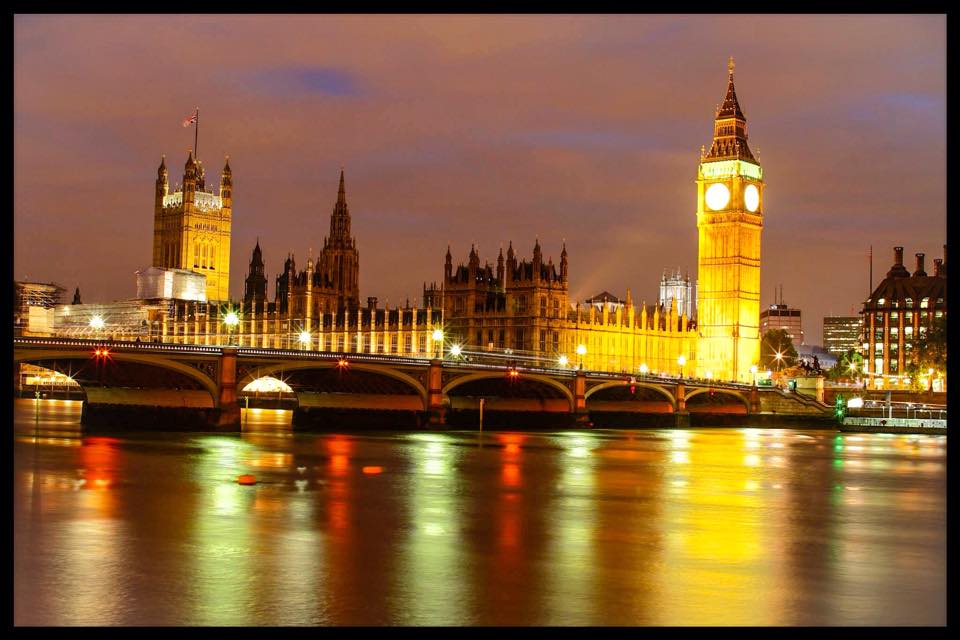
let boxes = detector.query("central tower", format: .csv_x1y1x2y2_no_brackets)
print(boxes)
695,57,764,382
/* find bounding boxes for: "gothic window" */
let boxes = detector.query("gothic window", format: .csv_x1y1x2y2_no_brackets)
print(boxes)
201,243,208,268
539,329,546,352
419,333,427,354
337,335,345,351
552,331,559,352
404,335,412,353
476,331,482,347
920,297,930,309
210,245,216,270
391,335,398,353
553,299,559,318
498,330,505,348
488,330,494,346
540,296,547,317
194,242,200,268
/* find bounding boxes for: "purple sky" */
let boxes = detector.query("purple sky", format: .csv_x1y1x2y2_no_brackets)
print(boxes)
14,15,946,344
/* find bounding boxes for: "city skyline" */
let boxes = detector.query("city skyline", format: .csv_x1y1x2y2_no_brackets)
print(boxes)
14,15,946,341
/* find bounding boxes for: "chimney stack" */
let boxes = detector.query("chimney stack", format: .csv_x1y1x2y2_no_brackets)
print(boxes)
933,258,943,277
914,253,926,277
894,246,904,265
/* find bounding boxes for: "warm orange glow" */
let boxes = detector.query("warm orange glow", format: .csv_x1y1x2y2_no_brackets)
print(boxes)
330,454,349,476
237,474,257,485
362,466,383,474
337,358,349,369
502,463,521,487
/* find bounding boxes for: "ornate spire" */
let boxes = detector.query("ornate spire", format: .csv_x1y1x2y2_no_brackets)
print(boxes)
222,155,231,175
704,57,756,164
329,168,351,242
158,155,167,177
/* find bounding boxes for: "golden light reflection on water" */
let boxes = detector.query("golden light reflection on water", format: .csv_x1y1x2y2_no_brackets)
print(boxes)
12,400,946,626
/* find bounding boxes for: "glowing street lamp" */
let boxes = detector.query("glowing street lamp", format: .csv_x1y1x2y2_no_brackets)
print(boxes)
576,343,587,369
639,363,649,376
705,371,713,380
557,354,569,368
677,354,686,379
223,310,240,346
432,328,444,359
750,364,758,386
450,344,463,359
298,330,311,350
89,315,105,332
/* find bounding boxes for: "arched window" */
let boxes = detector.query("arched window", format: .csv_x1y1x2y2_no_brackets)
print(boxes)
194,241,200,268
201,243,208,268
210,244,216,270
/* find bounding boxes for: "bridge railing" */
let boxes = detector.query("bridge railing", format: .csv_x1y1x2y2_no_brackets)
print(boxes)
14,337,758,390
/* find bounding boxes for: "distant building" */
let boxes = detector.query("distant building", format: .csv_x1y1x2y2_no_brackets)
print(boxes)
760,296,803,346
14,281,65,336
584,291,625,312
822,316,862,356
861,246,946,388
658,268,696,320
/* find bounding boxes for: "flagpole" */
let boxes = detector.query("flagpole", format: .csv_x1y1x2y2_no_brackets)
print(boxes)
194,107,199,160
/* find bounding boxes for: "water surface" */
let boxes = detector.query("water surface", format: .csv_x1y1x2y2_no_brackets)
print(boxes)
13,399,946,625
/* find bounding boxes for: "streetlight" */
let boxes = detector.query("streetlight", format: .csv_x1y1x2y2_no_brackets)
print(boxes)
89,315,105,334
677,354,686,379
450,343,463,359
432,328,444,359
705,371,713,380
223,310,240,346
576,343,587,369
750,364,758,386
557,354,569,368
298,330,311,350
639,363,649,376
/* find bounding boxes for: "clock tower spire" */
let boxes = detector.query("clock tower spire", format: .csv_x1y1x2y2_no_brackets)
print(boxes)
695,58,764,382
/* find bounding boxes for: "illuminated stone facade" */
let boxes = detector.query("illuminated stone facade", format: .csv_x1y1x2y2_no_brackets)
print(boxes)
423,243,699,375
695,58,763,382
152,151,232,302
861,246,946,388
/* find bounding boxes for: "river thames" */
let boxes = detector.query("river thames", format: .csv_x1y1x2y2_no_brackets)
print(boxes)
13,398,946,626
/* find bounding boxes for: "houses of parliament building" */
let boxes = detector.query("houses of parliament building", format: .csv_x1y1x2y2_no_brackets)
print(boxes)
77,58,764,382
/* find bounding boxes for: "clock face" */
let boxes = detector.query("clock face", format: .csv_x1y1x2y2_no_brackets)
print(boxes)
744,183,760,212
705,183,730,210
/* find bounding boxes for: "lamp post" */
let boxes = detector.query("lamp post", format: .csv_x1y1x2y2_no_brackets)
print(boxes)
750,364,758,387
89,315,105,339
432,328,444,359
223,310,240,346
677,354,686,379
298,330,311,351
450,343,463,359
558,354,569,368
576,343,587,370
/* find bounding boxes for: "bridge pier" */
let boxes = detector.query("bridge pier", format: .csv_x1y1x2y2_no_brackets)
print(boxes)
674,381,690,427
749,385,761,413
573,371,590,425
425,358,446,426
213,347,241,431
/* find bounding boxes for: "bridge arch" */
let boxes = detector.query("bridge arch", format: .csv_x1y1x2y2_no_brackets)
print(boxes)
14,349,220,403
238,361,428,402
585,379,677,408
442,371,575,411
684,387,751,412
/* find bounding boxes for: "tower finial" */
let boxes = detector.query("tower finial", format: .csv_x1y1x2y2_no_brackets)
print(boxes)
728,55,735,76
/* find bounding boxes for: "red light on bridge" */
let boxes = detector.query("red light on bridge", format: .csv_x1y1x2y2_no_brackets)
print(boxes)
507,368,520,379
337,358,349,369
362,466,383,475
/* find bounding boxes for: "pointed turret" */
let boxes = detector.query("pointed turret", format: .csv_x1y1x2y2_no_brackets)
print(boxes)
220,155,232,206
497,246,505,282
705,56,757,164
560,240,568,282
444,245,453,280
155,155,169,207
72,287,82,305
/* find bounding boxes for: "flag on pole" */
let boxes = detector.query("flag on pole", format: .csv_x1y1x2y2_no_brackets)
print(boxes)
182,109,198,127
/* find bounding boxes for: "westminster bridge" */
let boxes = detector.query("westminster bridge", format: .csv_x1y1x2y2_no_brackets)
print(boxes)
14,337,832,430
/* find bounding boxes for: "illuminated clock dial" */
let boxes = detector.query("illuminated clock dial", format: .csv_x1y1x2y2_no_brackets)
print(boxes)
744,184,760,212
705,183,730,210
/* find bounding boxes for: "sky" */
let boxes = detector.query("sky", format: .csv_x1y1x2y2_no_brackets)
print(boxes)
14,14,946,343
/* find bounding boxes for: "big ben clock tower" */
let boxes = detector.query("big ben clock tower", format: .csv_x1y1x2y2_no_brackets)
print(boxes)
695,57,763,382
